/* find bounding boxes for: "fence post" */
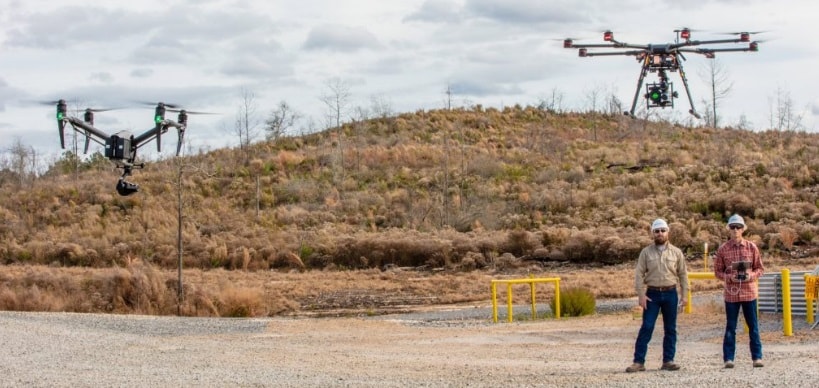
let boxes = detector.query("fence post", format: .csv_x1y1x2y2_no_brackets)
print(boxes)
491,281,498,323
781,268,793,336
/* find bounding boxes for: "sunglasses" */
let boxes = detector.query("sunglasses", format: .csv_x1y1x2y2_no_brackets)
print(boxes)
729,224,744,230
653,229,668,234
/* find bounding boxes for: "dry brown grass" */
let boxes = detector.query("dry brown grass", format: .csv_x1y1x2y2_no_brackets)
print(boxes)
0,256,813,317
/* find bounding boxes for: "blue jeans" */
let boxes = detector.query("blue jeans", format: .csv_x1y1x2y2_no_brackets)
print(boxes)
633,289,678,364
723,299,763,362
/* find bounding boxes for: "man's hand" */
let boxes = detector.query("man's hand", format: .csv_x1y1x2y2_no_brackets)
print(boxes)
638,295,651,309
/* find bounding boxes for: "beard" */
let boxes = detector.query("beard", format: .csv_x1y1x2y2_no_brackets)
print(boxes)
654,235,668,245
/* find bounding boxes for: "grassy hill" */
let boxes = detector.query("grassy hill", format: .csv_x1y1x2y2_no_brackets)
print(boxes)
3,105,819,270
2,106,819,316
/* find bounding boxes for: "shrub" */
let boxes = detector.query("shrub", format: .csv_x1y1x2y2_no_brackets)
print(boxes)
550,287,596,317
217,287,265,317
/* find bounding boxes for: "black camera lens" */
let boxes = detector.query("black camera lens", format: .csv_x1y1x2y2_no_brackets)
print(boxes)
116,179,139,196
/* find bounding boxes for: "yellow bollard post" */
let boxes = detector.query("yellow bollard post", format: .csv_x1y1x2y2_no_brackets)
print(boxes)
507,283,513,323
781,269,793,336
554,278,561,319
530,281,537,320
703,242,709,271
685,279,693,314
491,281,498,323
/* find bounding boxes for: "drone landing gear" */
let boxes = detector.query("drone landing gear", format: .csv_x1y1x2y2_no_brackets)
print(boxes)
115,163,144,196
627,58,702,119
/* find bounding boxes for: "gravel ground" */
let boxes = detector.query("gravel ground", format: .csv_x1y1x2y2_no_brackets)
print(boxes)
2,296,818,387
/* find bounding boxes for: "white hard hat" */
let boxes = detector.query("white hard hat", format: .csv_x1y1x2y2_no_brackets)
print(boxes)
727,214,745,227
651,218,669,231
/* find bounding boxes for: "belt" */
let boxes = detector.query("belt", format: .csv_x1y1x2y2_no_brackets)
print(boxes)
647,285,676,291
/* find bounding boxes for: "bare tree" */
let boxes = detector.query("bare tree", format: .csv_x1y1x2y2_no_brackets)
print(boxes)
768,86,804,131
265,101,300,141
320,77,352,130
699,59,733,128
369,94,393,119
605,91,624,117
6,137,36,186
584,83,607,141
234,88,261,160
537,87,565,113
444,84,453,110
167,155,213,314
319,78,353,175
736,114,752,130
584,84,603,114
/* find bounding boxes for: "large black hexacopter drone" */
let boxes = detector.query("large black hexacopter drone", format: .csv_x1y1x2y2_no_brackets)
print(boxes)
563,28,761,118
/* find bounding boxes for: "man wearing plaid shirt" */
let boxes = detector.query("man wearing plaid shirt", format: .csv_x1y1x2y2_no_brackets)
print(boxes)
714,214,765,369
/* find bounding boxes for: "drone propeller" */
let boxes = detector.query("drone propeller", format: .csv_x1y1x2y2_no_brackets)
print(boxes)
84,107,118,113
32,99,66,106
166,108,218,115
719,30,767,35
136,101,183,109
717,30,767,43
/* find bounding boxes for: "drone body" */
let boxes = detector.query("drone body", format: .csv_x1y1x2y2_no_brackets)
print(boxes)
563,28,760,118
54,100,193,196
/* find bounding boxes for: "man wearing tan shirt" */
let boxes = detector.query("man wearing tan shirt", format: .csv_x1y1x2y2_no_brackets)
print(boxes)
626,218,689,373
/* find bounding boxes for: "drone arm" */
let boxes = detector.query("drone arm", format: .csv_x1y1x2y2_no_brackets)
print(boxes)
582,50,647,57
133,120,186,155
675,38,747,49
65,118,110,150
133,127,161,151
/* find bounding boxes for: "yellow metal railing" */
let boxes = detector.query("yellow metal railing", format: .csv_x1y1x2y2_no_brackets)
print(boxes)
685,271,717,314
491,277,560,323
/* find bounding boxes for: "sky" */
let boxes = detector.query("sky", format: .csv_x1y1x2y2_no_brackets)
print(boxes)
1,0,817,164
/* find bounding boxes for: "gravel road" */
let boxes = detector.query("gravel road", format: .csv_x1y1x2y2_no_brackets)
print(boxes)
2,297,818,387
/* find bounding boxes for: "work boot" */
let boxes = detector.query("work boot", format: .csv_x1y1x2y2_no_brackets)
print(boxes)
753,359,764,368
661,362,680,371
724,361,734,369
625,363,645,373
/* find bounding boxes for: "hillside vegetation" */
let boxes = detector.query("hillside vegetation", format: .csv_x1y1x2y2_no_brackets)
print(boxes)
3,106,819,270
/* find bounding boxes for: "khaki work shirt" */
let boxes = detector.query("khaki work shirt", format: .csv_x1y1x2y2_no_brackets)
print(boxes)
634,243,689,298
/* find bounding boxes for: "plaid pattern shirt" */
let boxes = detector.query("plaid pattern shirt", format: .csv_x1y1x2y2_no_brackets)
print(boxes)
714,238,765,302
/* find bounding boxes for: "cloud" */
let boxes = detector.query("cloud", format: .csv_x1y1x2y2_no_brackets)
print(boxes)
4,6,151,48
218,38,293,79
463,0,592,25
450,79,524,97
404,0,463,23
130,68,154,78
0,77,26,112
302,24,382,52
89,72,114,84
220,55,293,79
